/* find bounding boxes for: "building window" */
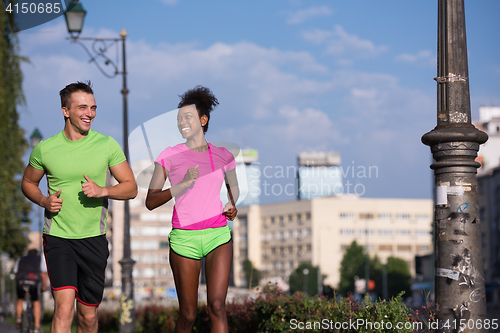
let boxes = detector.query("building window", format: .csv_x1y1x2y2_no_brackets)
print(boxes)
341,244,350,251
340,229,356,236
415,230,431,237
396,213,411,221
360,213,374,219
271,216,276,224
363,245,374,252
297,214,303,223
289,261,294,269
359,229,373,236
378,213,392,220
378,244,392,251
288,230,294,239
378,229,393,236
305,212,311,220
143,241,159,250
288,246,293,254
340,212,355,220
415,214,430,221
288,214,293,223
279,215,284,225
297,229,303,239
397,230,411,236
306,244,312,252
397,245,412,251
417,245,430,252
160,241,169,248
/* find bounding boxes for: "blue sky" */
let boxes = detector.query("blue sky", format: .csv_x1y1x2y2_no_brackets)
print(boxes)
17,0,500,206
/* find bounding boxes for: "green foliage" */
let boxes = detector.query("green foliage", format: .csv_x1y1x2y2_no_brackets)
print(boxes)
242,258,261,289
288,262,320,295
0,1,31,258
386,256,412,299
117,284,435,333
339,242,413,300
338,241,366,295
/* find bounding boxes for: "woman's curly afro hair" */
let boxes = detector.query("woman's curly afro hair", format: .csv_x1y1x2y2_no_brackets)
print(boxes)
178,85,219,133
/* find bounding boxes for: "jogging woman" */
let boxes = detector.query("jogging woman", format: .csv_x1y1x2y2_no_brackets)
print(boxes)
146,86,238,333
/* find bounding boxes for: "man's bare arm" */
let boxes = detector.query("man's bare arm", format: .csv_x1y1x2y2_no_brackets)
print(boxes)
82,161,137,199
22,165,62,213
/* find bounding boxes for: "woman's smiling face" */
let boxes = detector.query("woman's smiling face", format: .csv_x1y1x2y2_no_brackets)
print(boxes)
177,104,206,139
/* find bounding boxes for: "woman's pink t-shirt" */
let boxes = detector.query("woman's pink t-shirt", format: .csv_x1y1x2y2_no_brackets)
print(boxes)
155,143,236,230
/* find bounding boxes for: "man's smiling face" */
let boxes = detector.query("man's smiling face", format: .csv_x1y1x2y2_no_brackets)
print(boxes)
63,91,97,135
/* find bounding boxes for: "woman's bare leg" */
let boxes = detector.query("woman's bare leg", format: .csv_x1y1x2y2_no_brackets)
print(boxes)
170,249,202,333
205,241,233,333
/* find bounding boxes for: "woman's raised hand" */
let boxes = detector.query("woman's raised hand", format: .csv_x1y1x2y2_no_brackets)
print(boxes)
182,165,199,186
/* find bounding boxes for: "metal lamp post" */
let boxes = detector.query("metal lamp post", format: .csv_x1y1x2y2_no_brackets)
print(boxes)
422,0,488,330
29,128,43,254
302,268,309,295
29,128,44,316
64,2,135,332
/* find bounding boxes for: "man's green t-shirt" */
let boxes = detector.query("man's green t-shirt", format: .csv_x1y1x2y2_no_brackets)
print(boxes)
29,130,126,239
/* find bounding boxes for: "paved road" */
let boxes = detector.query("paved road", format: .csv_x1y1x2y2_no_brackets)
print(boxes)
0,320,18,333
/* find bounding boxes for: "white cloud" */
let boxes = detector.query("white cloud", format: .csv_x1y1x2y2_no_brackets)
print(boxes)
160,0,177,5
302,25,387,58
395,50,435,67
286,6,333,25
18,31,435,202
272,106,342,145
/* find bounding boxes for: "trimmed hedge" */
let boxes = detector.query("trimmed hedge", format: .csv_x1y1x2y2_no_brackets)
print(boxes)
91,284,436,332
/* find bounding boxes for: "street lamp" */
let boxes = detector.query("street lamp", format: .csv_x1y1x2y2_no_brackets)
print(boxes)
30,128,44,315
422,0,487,326
64,3,135,332
302,268,309,295
63,1,86,37
29,128,43,255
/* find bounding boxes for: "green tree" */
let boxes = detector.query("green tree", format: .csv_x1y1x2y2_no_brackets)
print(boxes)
0,2,31,258
289,262,320,295
338,240,366,296
386,256,412,299
242,259,261,289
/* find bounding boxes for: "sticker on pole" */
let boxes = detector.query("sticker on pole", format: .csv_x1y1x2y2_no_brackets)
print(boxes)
4,0,77,33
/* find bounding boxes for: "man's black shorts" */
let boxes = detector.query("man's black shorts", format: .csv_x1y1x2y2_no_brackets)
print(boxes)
43,234,109,306
16,279,40,301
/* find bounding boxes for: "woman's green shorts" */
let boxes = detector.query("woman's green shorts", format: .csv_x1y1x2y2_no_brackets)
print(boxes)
168,225,232,260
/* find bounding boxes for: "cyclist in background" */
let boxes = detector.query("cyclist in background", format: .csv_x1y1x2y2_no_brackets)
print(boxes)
14,246,48,333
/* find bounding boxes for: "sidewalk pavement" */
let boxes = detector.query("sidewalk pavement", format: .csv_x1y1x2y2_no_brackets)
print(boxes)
0,319,19,333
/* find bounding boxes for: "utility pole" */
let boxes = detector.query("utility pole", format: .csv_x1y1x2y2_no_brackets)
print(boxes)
422,0,488,331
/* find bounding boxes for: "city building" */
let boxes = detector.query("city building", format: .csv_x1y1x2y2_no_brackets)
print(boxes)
478,165,500,286
476,106,500,173
232,195,433,290
474,106,500,302
111,160,175,301
297,151,342,200
220,148,260,207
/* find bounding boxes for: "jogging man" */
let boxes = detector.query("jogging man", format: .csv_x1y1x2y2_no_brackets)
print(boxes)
21,81,137,333
14,246,48,333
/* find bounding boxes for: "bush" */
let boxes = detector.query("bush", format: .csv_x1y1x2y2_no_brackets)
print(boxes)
39,284,432,332
135,283,435,333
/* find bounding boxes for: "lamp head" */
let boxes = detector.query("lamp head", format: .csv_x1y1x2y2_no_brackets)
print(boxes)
30,128,42,148
64,0,86,38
